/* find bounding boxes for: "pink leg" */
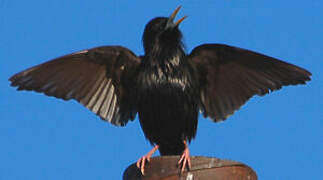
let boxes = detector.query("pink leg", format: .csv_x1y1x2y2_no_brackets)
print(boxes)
136,145,159,175
178,140,191,173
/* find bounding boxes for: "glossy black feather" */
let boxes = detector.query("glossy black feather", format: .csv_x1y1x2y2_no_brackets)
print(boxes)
136,17,200,155
9,10,311,157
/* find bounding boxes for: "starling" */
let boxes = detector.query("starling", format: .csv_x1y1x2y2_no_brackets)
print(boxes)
9,6,311,174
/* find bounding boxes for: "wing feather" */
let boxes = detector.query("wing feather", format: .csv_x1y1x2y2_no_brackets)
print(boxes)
189,44,311,122
80,67,106,106
9,46,140,126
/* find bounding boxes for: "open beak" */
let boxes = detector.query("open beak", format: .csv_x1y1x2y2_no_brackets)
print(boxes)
167,6,187,28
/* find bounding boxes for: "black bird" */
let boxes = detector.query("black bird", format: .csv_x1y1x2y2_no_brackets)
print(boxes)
9,6,311,174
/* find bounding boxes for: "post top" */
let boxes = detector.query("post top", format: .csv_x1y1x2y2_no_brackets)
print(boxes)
123,156,257,180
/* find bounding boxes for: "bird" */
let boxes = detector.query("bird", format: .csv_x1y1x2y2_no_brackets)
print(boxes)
9,6,311,174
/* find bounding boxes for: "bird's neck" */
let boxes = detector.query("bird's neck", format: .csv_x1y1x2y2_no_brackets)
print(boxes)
145,42,185,67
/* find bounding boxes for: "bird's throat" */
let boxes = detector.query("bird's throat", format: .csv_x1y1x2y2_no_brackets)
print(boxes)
147,43,185,66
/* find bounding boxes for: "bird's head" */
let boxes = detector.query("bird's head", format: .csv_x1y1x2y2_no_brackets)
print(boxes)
143,6,187,55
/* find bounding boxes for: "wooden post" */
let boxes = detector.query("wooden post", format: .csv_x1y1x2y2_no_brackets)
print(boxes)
123,156,257,180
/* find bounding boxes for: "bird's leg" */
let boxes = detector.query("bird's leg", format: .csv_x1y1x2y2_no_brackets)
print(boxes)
136,145,159,175
178,140,191,172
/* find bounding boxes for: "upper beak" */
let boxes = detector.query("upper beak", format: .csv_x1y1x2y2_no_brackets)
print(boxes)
167,6,187,28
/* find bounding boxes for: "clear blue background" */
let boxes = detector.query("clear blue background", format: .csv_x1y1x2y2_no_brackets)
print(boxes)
1,0,322,179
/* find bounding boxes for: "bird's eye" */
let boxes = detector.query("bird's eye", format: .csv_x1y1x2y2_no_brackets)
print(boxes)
159,26,164,31
156,24,164,32
158,22,167,31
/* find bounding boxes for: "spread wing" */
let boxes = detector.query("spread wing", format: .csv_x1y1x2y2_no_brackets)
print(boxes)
189,44,311,122
9,46,140,126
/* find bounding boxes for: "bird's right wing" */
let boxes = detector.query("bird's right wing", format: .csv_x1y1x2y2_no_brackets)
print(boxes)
9,46,140,126
189,44,311,122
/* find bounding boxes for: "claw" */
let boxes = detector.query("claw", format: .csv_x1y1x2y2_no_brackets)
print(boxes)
177,140,191,173
136,145,159,175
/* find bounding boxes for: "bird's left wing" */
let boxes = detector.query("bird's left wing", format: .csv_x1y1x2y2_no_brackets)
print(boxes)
188,44,311,122
9,46,140,126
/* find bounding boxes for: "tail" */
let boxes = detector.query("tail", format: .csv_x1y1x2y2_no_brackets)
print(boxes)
158,142,185,156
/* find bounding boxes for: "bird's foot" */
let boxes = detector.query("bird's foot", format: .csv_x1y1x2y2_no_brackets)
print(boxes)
136,145,159,175
177,140,191,173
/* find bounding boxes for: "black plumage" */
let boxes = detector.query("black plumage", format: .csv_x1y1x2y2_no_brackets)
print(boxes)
9,6,311,173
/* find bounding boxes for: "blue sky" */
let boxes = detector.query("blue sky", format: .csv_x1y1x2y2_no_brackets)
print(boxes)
1,0,322,179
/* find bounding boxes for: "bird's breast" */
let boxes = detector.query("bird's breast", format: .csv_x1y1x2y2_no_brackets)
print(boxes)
137,57,193,91
138,69,186,92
